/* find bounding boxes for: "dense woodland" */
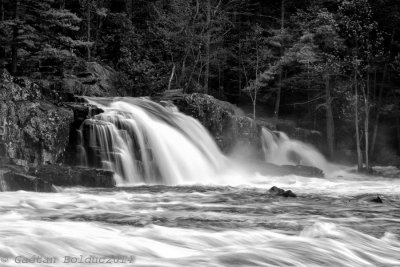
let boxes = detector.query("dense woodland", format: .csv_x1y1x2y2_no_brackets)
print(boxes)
1,0,400,169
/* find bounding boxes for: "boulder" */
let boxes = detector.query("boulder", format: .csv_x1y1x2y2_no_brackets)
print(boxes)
370,196,383,203
269,186,297,198
31,165,116,187
0,170,55,192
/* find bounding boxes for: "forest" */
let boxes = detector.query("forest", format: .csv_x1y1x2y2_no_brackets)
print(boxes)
1,0,400,170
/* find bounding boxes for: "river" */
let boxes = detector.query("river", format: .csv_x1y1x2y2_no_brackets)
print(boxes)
0,169,399,267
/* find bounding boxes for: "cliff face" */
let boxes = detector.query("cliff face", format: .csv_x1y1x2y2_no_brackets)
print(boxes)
0,69,73,166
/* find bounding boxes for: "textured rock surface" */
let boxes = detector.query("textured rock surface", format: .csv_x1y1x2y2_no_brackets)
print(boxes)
31,165,116,187
0,69,74,165
0,100,73,165
0,69,43,101
269,186,297,198
58,62,119,97
0,170,55,192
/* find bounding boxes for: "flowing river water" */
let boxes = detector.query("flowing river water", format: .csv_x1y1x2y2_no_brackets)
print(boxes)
0,98,399,266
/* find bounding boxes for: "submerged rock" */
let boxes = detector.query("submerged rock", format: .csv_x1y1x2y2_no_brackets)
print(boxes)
371,196,383,203
269,186,297,198
31,165,116,188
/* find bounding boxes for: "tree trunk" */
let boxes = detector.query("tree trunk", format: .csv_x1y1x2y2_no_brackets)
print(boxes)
0,0,4,64
364,75,370,170
0,0,4,21
354,71,363,171
325,75,335,159
203,0,211,94
238,13,242,96
131,0,134,21
253,97,256,121
370,64,387,154
273,0,285,119
167,65,176,91
87,4,91,61
11,0,19,75
371,29,395,154
397,116,400,155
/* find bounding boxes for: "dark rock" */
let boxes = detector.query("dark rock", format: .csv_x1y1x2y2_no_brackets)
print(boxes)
282,190,297,198
269,186,297,198
0,171,55,192
371,196,383,203
31,165,116,188
243,159,325,178
60,102,104,165
269,186,286,195
0,70,43,101
0,100,74,165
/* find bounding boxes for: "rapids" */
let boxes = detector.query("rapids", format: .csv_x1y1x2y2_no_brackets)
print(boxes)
0,176,399,267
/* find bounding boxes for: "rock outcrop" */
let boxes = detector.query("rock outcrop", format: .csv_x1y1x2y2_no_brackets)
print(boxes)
31,165,116,188
0,170,55,192
0,69,74,166
160,93,262,154
58,62,119,97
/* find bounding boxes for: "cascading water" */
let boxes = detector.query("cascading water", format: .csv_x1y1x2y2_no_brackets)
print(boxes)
261,127,334,174
78,97,226,185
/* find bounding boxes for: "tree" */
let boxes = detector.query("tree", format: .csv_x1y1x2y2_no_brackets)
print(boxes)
339,0,382,171
0,0,85,74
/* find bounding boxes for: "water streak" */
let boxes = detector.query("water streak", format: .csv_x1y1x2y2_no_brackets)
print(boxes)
79,98,227,185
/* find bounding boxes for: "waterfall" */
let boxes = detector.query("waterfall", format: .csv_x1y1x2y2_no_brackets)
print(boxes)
261,127,333,173
78,97,227,185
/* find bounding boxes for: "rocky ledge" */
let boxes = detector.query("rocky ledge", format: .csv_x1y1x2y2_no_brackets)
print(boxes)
30,165,116,188
0,170,55,192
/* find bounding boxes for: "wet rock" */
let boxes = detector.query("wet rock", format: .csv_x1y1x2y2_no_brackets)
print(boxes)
31,165,116,188
371,196,383,203
0,170,55,192
244,160,324,178
280,165,324,178
269,186,297,198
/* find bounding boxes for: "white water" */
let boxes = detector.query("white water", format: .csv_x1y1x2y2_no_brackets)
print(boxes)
80,97,227,185
0,179,399,267
261,128,336,174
